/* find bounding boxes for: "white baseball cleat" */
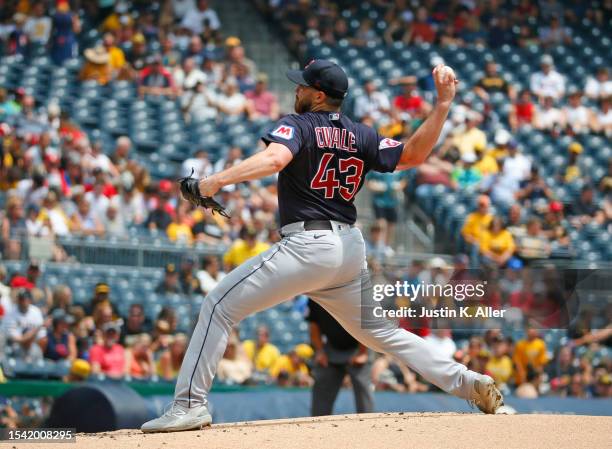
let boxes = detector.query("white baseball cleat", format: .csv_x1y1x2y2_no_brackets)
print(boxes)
141,402,212,433
471,375,504,414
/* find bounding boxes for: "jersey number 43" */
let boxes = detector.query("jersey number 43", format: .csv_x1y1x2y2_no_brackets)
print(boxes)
311,153,364,201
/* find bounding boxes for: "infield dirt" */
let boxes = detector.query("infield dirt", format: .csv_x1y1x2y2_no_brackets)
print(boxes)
14,412,612,449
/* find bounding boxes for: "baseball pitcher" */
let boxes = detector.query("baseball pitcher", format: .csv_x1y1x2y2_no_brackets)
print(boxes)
142,60,503,432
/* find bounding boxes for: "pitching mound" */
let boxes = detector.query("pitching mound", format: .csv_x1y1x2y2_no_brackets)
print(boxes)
29,413,611,449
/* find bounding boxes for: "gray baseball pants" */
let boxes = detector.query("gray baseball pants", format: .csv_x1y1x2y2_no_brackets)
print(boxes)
174,221,479,408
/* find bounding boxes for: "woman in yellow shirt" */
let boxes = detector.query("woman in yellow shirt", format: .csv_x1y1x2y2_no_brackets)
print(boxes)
479,217,516,267
166,207,194,244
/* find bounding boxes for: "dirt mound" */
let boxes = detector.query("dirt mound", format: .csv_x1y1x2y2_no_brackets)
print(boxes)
25,413,611,449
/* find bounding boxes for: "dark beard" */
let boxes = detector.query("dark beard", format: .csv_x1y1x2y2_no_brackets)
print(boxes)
295,96,313,113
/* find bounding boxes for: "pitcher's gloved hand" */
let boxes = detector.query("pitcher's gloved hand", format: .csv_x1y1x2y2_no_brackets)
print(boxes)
177,169,230,218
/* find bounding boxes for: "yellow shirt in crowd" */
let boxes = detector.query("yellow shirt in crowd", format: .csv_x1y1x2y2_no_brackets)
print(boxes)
224,240,270,269
269,355,309,378
461,212,492,243
166,223,194,244
107,46,126,70
513,338,548,384
453,128,487,155
486,355,513,385
474,153,499,176
480,229,515,256
242,340,280,372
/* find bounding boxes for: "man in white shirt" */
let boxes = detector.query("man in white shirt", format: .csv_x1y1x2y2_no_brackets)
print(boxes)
24,2,51,45
173,57,206,92
196,256,226,295
585,67,612,100
84,180,110,222
503,140,532,182
181,0,221,35
530,55,565,101
354,80,391,125
2,289,45,361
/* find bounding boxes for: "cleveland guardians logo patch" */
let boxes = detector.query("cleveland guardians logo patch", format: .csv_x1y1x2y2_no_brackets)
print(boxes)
271,124,294,140
379,138,402,149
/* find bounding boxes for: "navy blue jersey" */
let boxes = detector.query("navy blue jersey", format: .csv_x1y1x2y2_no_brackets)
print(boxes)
262,111,404,226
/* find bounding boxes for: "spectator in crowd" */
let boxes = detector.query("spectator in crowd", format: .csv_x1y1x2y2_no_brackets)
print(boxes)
515,365,542,398
448,110,487,156
40,309,76,362
271,347,313,387
79,46,112,85
593,96,612,136
567,185,604,227
223,226,270,271
365,223,394,262
539,16,572,46
181,80,217,122
391,76,430,120
215,79,248,116
530,55,566,101
245,73,280,120
516,167,553,205
124,333,154,379
2,289,45,361
126,32,149,73
71,196,104,237
157,333,187,381
102,32,126,77
485,335,513,387
461,195,493,246
408,6,436,44
513,327,548,385
474,61,516,102
354,80,391,125
155,264,182,295
563,89,593,135
173,56,206,93
584,67,612,100
145,191,173,231
561,142,583,183
49,0,80,65
1,196,27,259
166,204,194,244
534,95,564,133
451,152,482,190
101,203,126,237
242,325,280,373
49,285,72,314
217,332,253,384
509,89,536,131
181,0,220,35
24,2,52,46
196,256,225,295
138,54,176,98
479,217,516,267
89,321,125,379
178,257,202,295
307,299,372,415
120,304,151,344
515,218,552,262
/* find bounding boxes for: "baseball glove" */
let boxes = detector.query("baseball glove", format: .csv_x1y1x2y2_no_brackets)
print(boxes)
177,168,230,218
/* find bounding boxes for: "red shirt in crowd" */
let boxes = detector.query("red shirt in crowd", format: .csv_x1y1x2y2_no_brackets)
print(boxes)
245,90,277,117
515,101,535,125
394,94,424,113
89,343,125,378
411,22,436,43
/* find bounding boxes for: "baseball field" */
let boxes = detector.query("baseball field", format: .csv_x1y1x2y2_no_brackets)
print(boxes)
19,413,612,449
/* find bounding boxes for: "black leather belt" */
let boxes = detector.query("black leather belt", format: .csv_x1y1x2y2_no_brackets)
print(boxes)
303,220,354,231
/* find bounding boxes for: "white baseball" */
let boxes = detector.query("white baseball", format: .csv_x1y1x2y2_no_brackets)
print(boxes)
438,65,456,82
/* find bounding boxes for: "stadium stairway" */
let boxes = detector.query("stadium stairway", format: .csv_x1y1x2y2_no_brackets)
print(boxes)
213,0,296,111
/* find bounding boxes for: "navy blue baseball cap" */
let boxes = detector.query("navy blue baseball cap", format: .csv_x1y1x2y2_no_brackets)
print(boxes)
286,59,349,99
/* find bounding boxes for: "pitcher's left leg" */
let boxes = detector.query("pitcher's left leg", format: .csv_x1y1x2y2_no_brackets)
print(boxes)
309,273,479,400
